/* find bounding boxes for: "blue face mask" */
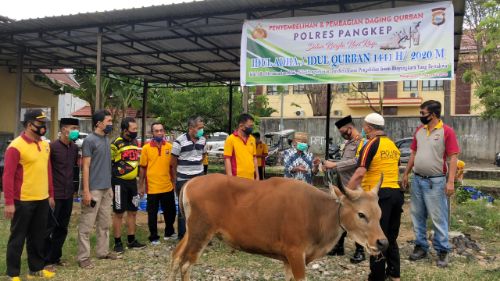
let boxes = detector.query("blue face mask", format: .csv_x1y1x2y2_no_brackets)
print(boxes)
296,142,308,152
196,129,204,138
103,125,113,135
154,136,164,143
361,128,367,139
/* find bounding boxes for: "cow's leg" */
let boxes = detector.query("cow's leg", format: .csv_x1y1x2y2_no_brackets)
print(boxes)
283,261,293,281
167,235,189,281
286,252,307,281
179,233,213,281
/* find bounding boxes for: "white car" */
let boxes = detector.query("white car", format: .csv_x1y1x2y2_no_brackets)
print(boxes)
206,132,228,156
75,132,89,149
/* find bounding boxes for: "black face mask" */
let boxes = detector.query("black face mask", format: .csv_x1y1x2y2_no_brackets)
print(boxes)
420,114,432,125
243,127,253,136
30,123,46,136
127,131,138,140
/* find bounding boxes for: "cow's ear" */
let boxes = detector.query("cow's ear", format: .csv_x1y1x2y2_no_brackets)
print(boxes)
329,185,343,200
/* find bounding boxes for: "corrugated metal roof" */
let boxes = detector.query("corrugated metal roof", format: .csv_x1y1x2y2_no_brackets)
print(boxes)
0,0,466,85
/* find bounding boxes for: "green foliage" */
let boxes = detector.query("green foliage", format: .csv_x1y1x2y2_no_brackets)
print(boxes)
452,199,500,239
148,87,277,133
463,0,500,119
455,186,471,204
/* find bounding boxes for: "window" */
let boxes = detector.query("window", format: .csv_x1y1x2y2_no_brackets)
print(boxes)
293,85,306,94
403,80,418,92
266,85,286,95
337,83,350,93
422,80,444,91
357,82,379,92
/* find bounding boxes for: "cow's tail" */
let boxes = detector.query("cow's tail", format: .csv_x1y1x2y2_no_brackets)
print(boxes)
179,180,190,221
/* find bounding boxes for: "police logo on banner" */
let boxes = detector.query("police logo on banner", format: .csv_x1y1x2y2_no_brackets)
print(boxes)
432,7,446,26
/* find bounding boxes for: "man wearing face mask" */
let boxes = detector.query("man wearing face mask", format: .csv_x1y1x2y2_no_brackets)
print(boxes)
283,132,320,184
139,122,176,245
44,118,80,270
171,117,207,240
224,114,259,180
403,100,460,268
346,113,402,281
4,109,56,280
322,115,366,262
78,110,120,269
110,117,146,253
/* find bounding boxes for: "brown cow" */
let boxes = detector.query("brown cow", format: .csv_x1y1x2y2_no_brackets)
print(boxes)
168,174,387,281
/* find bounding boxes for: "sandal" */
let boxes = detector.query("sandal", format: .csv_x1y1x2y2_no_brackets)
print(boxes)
78,258,94,269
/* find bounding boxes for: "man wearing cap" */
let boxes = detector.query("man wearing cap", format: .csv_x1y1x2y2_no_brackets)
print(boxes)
44,118,80,269
3,109,56,280
346,113,403,281
403,100,460,268
283,132,320,184
322,115,366,263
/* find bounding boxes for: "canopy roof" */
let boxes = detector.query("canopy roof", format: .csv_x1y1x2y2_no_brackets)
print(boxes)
0,0,465,86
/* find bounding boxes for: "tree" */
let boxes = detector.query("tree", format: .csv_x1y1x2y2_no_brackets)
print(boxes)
462,0,500,118
148,87,243,133
304,84,333,116
349,82,383,114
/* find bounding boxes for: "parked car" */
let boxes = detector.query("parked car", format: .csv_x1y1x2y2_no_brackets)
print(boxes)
75,132,88,149
206,132,228,156
264,129,295,166
395,137,413,164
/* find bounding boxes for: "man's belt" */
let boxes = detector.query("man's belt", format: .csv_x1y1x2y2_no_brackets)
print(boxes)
414,173,445,179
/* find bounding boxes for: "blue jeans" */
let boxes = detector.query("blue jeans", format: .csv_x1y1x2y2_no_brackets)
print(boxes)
410,175,450,253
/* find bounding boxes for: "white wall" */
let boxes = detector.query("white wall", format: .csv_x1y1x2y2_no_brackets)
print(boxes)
58,93,87,118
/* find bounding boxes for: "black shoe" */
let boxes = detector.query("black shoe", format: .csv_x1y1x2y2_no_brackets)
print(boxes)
327,246,345,256
350,249,366,264
436,251,449,268
409,246,427,261
114,242,125,254
127,240,146,250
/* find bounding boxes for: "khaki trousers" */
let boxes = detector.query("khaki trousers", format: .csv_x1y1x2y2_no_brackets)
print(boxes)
77,188,112,262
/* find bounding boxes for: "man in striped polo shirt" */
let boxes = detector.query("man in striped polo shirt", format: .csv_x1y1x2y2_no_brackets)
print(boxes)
171,116,206,240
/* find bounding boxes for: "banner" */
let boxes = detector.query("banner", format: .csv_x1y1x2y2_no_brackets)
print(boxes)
240,1,454,86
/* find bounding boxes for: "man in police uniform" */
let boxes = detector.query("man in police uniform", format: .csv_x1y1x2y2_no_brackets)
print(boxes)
111,117,145,253
323,115,366,263
346,113,403,281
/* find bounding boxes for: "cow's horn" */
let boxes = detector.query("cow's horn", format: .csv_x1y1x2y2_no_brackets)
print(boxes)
371,173,384,195
344,186,362,201
329,184,343,200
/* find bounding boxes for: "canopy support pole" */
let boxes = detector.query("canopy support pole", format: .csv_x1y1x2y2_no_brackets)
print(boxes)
228,83,233,133
242,86,249,113
141,81,148,145
443,80,451,123
325,84,332,158
15,51,24,136
95,31,103,111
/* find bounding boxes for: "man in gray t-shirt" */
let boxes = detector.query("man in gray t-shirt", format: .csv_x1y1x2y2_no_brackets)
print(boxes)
82,133,111,190
77,110,120,269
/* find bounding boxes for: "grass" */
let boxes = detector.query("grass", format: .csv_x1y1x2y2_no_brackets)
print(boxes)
0,195,499,280
462,179,500,188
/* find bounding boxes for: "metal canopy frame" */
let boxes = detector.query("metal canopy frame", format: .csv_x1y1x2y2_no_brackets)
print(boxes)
0,0,466,153
0,0,465,86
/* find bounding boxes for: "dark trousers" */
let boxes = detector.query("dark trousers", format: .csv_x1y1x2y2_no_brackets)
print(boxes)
369,189,404,281
44,198,73,265
334,232,364,252
147,192,176,241
257,166,265,180
203,165,208,175
7,199,49,277
175,180,188,239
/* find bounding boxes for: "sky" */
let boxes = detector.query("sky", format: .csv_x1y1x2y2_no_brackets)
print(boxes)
3,0,194,20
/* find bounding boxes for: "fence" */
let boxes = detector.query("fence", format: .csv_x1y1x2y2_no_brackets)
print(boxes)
260,116,500,162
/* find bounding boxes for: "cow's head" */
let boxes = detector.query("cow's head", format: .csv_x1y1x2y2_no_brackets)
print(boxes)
330,175,388,255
